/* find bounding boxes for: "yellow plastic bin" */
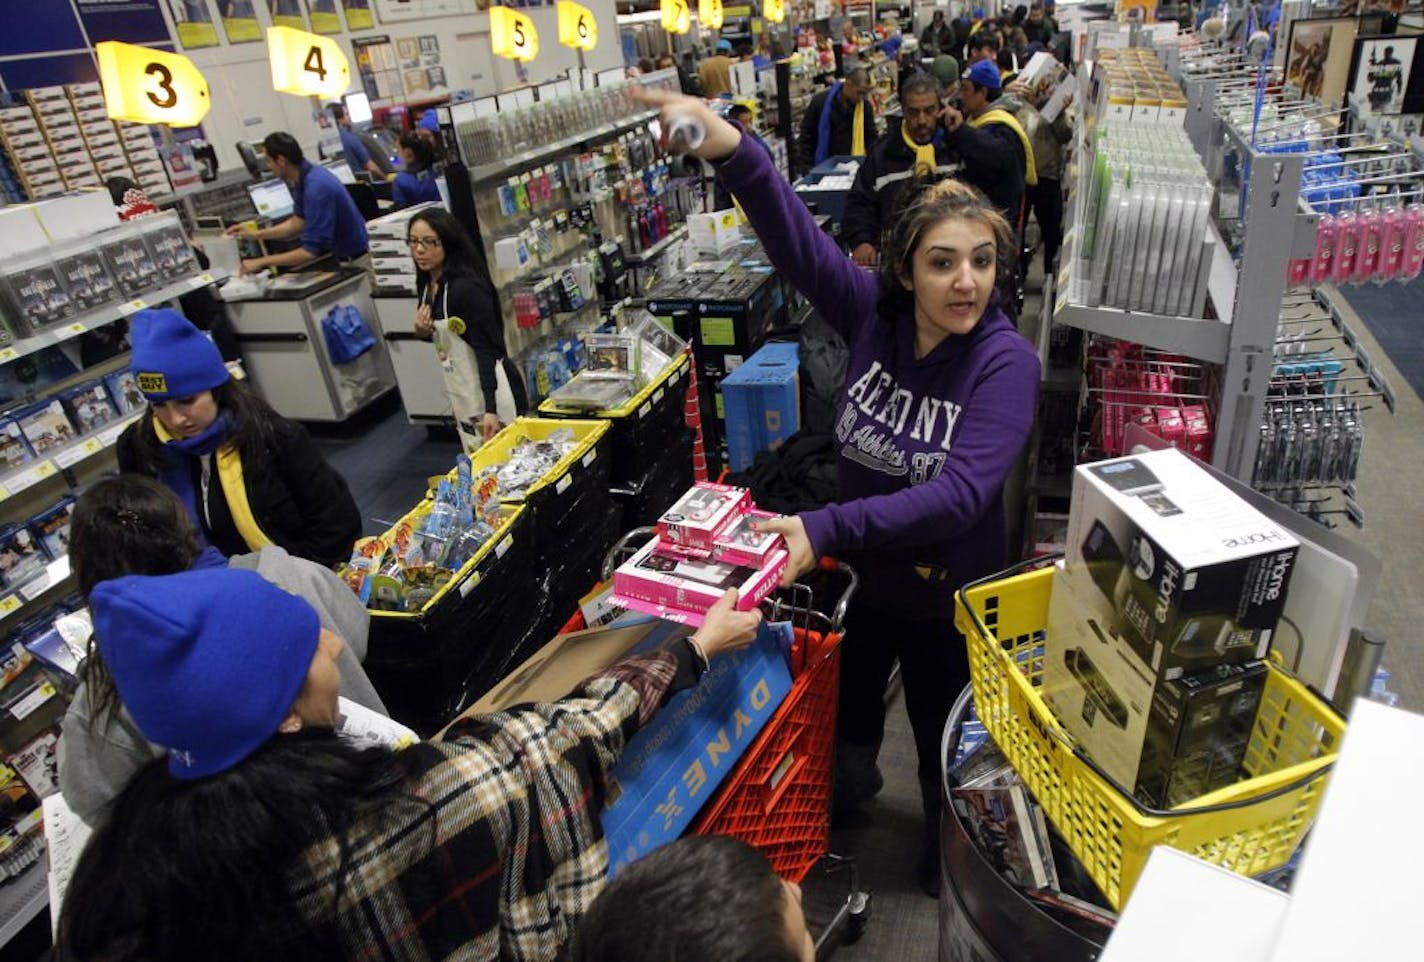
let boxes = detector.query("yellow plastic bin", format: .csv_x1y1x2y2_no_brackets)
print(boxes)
954,561,1345,910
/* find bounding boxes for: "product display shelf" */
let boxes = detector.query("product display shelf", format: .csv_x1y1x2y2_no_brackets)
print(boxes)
463,110,658,187
0,859,46,948
0,556,71,627
0,269,228,367
0,410,143,505
622,223,689,265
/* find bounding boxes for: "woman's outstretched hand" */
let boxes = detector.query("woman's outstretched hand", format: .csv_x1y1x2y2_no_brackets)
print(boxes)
631,87,742,163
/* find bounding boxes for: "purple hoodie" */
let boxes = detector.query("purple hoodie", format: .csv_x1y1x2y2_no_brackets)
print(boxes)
715,134,1041,617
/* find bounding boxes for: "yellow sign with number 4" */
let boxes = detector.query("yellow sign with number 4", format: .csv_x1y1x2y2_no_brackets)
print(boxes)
661,0,692,34
699,0,724,30
763,0,785,23
557,1,598,51
268,26,351,99
97,41,210,127
492,7,541,61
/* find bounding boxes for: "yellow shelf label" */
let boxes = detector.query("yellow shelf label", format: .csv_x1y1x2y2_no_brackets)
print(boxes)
67,322,87,335
0,596,21,616
0,348,18,363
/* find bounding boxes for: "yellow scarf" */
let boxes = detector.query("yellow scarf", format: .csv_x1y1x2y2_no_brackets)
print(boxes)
851,99,867,157
970,108,1038,186
901,123,937,175
152,415,275,552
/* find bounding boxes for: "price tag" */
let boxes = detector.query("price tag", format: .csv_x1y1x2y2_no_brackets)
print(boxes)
0,348,18,363
17,576,53,604
195,272,214,285
66,322,87,336
491,7,541,61
267,26,352,99
557,1,598,51
661,0,692,33
97,41,211,126
118,298,148,317
54,440,102,468
0,596,20,617
5,461,57,496
699,0,724,30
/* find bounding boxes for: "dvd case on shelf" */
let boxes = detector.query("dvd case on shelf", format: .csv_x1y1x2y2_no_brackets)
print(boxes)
53,246,119,312
59,380,118,434
2,258,75,333
103,369,144,414
140,214,198,282
29,498,74,560
0,525,48,591
0,420,33,473
99,227,161,297
14,398,77,455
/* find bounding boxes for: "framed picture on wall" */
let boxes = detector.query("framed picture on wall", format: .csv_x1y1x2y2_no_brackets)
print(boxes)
1285,15,1387,106
1349,34,1424,114
169,0,221,48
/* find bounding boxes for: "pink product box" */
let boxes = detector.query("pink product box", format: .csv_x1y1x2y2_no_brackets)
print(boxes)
613,537,788,627
656,482,752,553
712,510,784,568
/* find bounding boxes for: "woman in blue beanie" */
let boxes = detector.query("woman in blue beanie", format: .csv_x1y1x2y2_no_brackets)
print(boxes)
56,474,390,823
57,567,762,962
116,307,362,567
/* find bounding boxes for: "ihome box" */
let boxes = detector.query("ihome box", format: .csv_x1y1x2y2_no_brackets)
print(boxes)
1064,448,1299,682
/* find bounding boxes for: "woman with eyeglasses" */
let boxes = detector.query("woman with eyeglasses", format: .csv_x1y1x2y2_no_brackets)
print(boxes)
408,208,528,449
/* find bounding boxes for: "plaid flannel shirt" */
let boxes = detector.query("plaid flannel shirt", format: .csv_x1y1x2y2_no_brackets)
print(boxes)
283,650,682,961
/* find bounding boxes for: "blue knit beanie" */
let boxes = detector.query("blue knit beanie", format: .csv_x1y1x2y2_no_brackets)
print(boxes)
130,308,231,402
965,59,1002,90
91,569,321,779
418,108,440,133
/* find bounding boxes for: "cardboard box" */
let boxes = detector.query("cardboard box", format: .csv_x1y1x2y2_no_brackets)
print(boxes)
721,341,800,472
688,209,741,254
656,482,750,552
1044,567,1157,791
460,617,793,876
614,535,785,626
1065,449,1299,682
1136,661,1266,809
711,510,783,568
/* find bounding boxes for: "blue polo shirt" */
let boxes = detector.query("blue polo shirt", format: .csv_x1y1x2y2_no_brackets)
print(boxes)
392,167,441,208
338,127,372,169
292,160,368,260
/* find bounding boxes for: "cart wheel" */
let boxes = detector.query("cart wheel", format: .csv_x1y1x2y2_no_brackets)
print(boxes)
845,891,871,944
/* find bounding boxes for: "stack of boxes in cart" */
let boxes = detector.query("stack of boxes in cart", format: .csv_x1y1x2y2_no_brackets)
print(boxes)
1044,447,1300,809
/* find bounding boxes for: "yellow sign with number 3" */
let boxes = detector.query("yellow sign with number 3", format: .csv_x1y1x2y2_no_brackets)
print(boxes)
492,7,541,62
268,26,351,99
97,41,210,126
557,1,598,51
661,0,692,33
698,0,724,30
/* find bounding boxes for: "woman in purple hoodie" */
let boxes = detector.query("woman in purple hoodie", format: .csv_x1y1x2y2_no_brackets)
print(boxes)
639,89,1042,895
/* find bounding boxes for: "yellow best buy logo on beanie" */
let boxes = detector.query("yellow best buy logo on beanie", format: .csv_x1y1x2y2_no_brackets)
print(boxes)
137,372,168,394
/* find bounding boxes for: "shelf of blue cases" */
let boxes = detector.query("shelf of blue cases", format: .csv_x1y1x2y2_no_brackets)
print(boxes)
0,556,70,626
0,859,47,949
0,410,144,504
0,269,228,368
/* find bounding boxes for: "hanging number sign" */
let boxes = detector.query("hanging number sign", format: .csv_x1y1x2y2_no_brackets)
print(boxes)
661,0,692,34
699,0,724,30
763,0,786,23
557,1,598,51
492,6,541,61
96,42,211,126
267,26,351,99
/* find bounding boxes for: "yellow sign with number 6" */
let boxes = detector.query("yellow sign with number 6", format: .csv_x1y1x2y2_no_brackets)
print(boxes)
698,0,724,30
97,41,210,127
492,6,541,61
557,1,598,51
661,0,692,34
268,26,351,99
763,0,785,23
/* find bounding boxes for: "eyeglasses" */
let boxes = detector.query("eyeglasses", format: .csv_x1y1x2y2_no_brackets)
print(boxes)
407,237,442,250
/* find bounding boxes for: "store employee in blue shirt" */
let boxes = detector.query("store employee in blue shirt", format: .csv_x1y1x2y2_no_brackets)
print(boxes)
233,132,369,275
329,103,384,178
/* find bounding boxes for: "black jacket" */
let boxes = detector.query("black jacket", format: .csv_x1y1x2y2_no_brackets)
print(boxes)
920,22,954,55
841,116,968,252
117,414,362,567
946,117,1027,228
418,273,528,413
796,88,877,173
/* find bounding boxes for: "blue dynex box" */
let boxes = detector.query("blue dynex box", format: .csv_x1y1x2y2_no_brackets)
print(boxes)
721,342,800,472
605,619,793,875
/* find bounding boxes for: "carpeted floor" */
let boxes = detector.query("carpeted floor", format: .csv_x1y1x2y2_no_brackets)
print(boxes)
1339,277,1424,402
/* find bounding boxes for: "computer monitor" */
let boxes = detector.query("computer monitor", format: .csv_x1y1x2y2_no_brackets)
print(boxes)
326,160,357,185
247,180,295,221
345,91,373,127
237,140,269,180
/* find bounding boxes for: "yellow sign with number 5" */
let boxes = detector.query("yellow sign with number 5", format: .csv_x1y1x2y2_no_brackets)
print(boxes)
557,1,598,51
661,0,692,34
698,0,724,30
492,6,541,61
268,26,351,99
97,41,210,127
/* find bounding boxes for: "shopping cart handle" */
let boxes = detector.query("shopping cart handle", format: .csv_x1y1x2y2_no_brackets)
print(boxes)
601,526,657,581
820,558,857,636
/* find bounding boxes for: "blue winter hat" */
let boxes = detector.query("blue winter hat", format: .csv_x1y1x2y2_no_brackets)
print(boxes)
718,39,733,52
965,58,1002,91
91,569,322,780
130,308,230,402
418,108,440,133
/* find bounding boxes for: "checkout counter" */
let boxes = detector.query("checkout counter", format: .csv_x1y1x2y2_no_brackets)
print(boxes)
223,268,397,423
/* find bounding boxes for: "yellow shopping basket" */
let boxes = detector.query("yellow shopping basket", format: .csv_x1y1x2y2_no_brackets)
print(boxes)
954,559,1346,910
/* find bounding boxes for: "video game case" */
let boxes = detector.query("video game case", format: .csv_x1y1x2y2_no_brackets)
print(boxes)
53,247,119,312
14,398,77,456
6,729,58,799
0,524,48,592
2,259,76,333
28,498,73,561
951,782,1053,890
139,216,198,282
59,380,119,435
99,229,162,298
0,419,33,473
104,369,145,415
